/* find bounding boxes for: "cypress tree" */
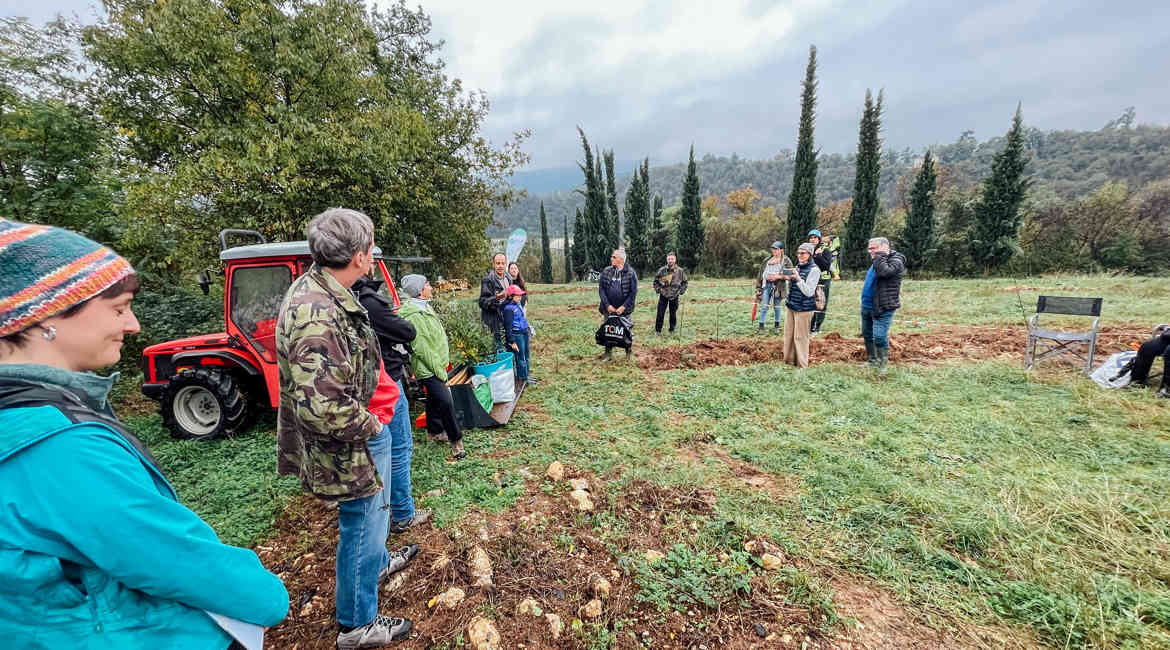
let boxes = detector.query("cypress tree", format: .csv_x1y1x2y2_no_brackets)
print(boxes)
624,157,650,273
676,145,704,270
841,89,885,271
539,201,553,282
563,214,572,283
571,206,586,275
603,150,621,248
593,147,609,264
900,150,938,272
970,105,1031,271
786,45,819,253
649,193,668,266
652,194,663,230
576,127,607,270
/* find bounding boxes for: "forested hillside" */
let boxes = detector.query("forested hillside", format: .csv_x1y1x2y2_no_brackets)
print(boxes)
492,121,1170,235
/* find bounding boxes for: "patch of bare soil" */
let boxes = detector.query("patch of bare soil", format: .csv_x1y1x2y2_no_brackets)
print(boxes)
677,443,800,502
638,325,1149,371
260,467,1033,649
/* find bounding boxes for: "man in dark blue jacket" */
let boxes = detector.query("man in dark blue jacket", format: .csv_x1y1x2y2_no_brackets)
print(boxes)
597,249,638,360
860,237,905,374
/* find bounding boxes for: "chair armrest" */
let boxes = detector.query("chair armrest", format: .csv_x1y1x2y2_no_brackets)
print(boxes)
1027,313,1039,331
1090,317,1100,333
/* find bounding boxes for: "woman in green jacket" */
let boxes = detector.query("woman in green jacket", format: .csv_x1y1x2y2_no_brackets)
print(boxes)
397,274,466,459
0,219,287,649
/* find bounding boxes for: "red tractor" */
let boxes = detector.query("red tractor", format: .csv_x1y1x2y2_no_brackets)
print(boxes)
140,229,426,440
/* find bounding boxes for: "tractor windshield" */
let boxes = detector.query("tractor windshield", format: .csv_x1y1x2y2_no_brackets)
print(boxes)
229,264,293,363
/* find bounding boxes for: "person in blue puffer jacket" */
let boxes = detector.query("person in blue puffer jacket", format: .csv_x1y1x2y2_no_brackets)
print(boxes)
0,219,288,650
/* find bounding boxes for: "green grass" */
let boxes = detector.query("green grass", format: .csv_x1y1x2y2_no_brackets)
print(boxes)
124,273,1170,648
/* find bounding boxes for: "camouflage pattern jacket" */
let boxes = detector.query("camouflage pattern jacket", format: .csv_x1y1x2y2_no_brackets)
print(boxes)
276,265,382,501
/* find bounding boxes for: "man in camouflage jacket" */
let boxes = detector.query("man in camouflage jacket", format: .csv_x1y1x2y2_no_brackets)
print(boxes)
276,264,381,500
276,208,416,648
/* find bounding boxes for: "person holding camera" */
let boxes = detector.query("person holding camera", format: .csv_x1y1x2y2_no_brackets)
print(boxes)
783,243,822,368
755,241,792,334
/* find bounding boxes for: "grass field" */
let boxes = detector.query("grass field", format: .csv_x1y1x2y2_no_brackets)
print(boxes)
125,274,1170,648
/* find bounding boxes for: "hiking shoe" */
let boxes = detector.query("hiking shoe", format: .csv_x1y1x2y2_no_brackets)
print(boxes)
337,615,413,649
1157,387,1170,399
757,323,764,333
378,544,420,582
597,348,613,361
389,510,433,535
625,347,633,359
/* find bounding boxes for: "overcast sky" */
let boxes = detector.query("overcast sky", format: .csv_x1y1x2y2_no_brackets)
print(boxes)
8,0,1169,170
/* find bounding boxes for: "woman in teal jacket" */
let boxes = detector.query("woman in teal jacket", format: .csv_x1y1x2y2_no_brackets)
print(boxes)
0,219,287,649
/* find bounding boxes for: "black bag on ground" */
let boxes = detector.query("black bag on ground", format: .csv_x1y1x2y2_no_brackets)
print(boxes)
595,315,634,349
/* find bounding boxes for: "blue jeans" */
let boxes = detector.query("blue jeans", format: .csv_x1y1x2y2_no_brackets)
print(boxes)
861,308,896,348
511,331,530,381
336,426,392,627
386,379,415,524
758,284,782,324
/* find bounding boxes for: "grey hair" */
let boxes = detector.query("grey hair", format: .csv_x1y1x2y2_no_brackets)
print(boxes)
612,248,627,261
868,237,890,249
307,208,374,268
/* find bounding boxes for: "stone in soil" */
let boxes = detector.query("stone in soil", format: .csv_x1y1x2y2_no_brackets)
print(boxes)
644,549,665,563
589,572,612,598
761,553,784,570
432,586,465,609
545,461,564,481
569,477,590,491
568,489,594,511
469,546,494,587
516,597,542,616
580,598,603,618
467,616,501,650
545,613,564,639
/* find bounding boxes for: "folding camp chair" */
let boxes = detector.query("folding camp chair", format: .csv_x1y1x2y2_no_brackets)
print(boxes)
1025,296,1102,374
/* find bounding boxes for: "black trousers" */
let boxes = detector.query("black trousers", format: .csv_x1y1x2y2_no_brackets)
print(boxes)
1131,334,1170,388
655,296,679,332
811,279,831,331
421,375,463,442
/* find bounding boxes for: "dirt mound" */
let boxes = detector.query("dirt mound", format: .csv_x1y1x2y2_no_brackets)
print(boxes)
639,325,1148,370
258,468,998,649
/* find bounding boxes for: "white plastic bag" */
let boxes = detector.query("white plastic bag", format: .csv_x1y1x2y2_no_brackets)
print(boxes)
488,366,516,403
1090,350,1137,389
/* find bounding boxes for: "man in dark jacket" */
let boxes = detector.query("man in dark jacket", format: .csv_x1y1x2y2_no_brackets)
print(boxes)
652,251,688,335
598,248,638,360
352,274,431,533
808,229,834,335
859,237,905,373
478,253,511,349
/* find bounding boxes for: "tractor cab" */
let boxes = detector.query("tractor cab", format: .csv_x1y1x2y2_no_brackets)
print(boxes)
141,229,424,440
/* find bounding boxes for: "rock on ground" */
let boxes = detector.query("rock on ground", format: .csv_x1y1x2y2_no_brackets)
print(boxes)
580,598,603,618
516,597,542,616
568,489,594,511
467,616,501,650
545,461,564,481
469,546,494,587
545,613,564,639
432,586,465,609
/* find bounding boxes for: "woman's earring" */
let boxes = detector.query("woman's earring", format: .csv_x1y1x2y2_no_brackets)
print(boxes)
41,325,57,341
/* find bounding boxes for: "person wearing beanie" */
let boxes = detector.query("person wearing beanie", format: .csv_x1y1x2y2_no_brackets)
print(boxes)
0,219,289,648
397,274,467,459
807,229,834,335
754,241,792,333
275,208,414,648
783,243,821,368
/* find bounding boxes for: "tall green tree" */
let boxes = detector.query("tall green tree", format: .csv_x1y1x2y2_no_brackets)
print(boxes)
652,194,663,230
624,157,651,273
83,0,527,279
571,206,586,276
900,150,938,271
563,213,572,283
841,89,885,271
676,145,704,270
576,127,607,269
595,147,611,258
538,201,553,282
970,105,1031,271
786,44,819,253
603,149,620,249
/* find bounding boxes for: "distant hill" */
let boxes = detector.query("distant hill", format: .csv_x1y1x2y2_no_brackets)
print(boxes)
492,123,1170,236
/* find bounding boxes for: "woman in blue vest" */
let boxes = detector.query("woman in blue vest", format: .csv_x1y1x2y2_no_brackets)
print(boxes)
783,243,821,368
0,220,287,649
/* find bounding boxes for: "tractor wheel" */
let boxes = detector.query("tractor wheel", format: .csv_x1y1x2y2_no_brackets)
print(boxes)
161,368,249,440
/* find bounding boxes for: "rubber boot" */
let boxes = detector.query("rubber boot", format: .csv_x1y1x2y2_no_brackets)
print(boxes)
757,323,764,334
597,347,613,361
875,346,890,375
864,339,877,366
773,321,781,334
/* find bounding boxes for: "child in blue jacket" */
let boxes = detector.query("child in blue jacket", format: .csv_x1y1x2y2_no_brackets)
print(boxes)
503,284,534,384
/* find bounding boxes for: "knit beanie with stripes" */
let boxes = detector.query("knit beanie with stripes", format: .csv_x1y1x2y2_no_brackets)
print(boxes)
0,219,135,337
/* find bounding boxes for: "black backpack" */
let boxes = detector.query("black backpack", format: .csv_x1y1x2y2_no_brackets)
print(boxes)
595,315,634,349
